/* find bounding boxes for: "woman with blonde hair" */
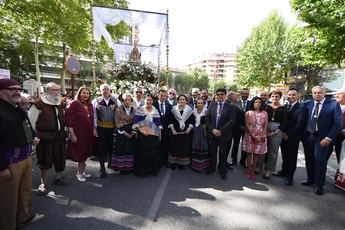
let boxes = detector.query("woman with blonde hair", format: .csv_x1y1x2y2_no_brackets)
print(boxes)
65,86,95,182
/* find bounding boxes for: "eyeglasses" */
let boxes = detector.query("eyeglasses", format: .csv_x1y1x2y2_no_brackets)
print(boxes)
5,88,23,93
169,92,175,95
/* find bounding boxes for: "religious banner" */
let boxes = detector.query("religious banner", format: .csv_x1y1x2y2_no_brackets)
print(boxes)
92,6,168,66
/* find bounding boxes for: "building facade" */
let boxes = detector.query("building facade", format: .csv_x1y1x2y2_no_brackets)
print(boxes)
187,53,237,82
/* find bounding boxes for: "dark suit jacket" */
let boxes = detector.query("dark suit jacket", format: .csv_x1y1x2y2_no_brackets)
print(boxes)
303,99,342,141
283,102,307,138
153,100,172,130
206,101,236,140
235,100,251,112
188,98,198,109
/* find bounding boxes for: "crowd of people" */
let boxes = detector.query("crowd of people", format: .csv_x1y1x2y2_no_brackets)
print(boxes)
1,78,345,229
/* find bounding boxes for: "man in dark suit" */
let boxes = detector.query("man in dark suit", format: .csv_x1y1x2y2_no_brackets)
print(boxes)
235,88,251,167
153,89,173,167
302,86,342,195
201,89,211,109
206,88,236,180
226,91,244,166
278,88,307,185
188,87,200,109
327,87,345,163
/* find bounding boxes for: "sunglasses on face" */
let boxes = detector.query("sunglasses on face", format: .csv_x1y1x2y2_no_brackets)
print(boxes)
136,91,142,94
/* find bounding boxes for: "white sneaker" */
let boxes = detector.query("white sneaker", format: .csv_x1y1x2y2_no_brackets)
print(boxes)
37,184,48,195
83,172,91,178
76,173,86,182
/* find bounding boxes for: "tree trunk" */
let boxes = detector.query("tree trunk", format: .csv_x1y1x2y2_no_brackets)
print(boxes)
34,34,41,83
61,43,67,95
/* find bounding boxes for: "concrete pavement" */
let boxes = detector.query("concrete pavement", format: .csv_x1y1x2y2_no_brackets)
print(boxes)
25,147,345,230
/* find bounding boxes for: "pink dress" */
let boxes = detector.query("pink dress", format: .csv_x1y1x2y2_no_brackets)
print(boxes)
242,111,267,154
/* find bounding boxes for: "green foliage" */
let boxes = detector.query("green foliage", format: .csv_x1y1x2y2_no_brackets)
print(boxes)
157,68,209,94
0,0,129,81
209,79,239,94
290,0,345,67
236,11,289,88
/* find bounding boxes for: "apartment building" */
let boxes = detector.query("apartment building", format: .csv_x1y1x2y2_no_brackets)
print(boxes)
188,53,237,82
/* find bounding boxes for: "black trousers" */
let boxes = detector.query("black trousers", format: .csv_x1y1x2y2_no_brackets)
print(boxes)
280,137,300,179
96,127,114,168
160,129,169,165
229,132,241,162
327,134,344,163
209,136,229,173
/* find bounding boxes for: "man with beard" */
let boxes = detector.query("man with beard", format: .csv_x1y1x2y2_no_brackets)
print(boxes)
29,82,68,195
189,88,200,109
92,84,121,178
0,79,42,229
201,89,211,109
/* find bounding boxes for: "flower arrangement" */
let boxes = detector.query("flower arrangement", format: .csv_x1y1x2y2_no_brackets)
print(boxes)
111,62,157,83
110,62,158,95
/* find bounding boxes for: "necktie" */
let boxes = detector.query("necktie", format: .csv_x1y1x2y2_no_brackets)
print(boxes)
216,102,223,127
308,102,320,133
242,101,246,111
160,102,164,115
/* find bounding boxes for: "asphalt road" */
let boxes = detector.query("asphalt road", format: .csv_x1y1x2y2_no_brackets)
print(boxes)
25,146,345,230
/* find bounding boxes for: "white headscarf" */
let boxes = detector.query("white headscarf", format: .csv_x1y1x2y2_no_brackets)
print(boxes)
193,107,207,127
172,104,193,130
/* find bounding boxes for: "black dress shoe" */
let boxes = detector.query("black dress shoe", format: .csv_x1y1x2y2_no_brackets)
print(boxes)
262,175,270,180
17,213,44,229
314,186,324,195
273,170,287,177
205,168,215,175
285,178,293,186
226,163,234,171
301,180,314,186
100,172,107,178
220,173,227,180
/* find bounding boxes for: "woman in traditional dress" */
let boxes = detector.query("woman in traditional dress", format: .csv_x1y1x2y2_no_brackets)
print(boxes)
168,95,195,169
109,94,136,173
263,90,287,179
191,98,210,172
242,97,268,179
65,86,94,182
133,94,162,176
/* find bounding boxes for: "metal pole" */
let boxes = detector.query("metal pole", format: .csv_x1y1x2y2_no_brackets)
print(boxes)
166,10,169,72
91,7,96,87
71,74,75,98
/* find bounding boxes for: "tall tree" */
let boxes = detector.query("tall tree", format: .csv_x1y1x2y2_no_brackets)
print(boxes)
236,11,288,88
1,0,129,91
290,0,345,67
